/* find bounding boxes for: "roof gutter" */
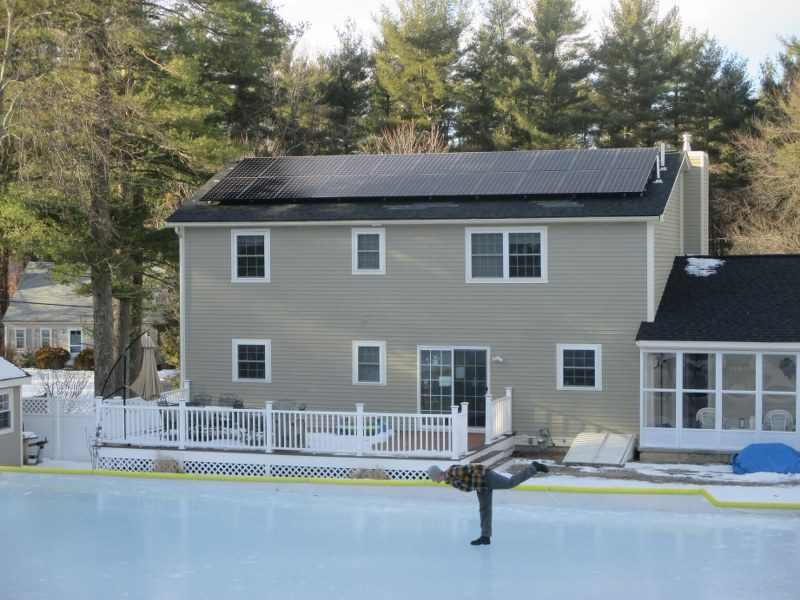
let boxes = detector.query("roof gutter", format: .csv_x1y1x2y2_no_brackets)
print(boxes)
164,215,662,229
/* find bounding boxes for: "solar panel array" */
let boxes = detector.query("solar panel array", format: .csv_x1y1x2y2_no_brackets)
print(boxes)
201,148,659,203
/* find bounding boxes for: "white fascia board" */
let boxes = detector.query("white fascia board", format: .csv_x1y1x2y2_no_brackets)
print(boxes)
164,215,661,229
0,376,32,387
637,340,800,351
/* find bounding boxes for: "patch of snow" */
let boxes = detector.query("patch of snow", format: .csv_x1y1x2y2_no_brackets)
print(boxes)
685,257,725,277
21,369,94,398
158,369,180,380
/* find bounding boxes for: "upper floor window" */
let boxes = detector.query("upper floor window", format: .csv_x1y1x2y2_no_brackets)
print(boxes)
557,344,602,391
232,339,271,382
0,392,10,431
352,341,386,385
466,227,547,283
231,230,270,282
352,228,386,275
15,330,25,350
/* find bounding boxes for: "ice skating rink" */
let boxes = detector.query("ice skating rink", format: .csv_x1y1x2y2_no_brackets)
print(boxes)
1,473,798,600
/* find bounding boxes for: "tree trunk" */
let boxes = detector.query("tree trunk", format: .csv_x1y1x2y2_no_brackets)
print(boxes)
129,274,144,383
115,297,132,393
0,246,8,350
89,18,115,397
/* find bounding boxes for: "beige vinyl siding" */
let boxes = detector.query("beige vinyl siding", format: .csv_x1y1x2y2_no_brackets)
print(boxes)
183,221,648,443
653,175,683,309
683,152,709,254
0,386,22,467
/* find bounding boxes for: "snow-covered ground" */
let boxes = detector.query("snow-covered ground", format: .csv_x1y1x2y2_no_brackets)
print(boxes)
20,368,180,398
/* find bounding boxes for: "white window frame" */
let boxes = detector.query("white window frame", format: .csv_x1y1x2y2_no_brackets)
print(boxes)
232,339,271,383
231,229,270,283
15,329,25,350
0,390,11,434
352,341,387,385
40,329,52,348
557,344,602,391
351,228,386,275
465,226,548,283
69,329,83,355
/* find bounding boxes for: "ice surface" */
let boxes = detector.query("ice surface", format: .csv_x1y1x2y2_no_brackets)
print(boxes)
2,473,799,600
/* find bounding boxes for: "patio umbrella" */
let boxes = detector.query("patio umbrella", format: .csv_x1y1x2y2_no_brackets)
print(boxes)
130,334,163,400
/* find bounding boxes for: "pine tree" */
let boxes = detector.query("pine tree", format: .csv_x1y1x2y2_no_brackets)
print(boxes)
592,0,681,147
760,36,800,117
372,0,468,137
319,21,372,154
454,0,521,150
508,0,593,148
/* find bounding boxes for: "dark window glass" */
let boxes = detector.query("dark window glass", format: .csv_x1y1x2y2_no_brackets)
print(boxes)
509,232,541,278
236,234,266,278
471,233,503,278
563,349,596,387
237,344,266,380
358,345,381,382
357,233,381,271
0,394,9,429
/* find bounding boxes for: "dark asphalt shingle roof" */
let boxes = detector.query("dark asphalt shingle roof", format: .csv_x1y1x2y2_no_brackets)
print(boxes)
166,151,683,224
637,255,800,343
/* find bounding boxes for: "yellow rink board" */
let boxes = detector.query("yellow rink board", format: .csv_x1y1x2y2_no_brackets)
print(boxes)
1,466,799,511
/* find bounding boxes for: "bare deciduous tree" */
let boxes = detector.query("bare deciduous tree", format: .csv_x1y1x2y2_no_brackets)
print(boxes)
360,121,449,154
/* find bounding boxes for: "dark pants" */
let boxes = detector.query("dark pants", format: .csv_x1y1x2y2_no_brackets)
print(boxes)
477,467,534,538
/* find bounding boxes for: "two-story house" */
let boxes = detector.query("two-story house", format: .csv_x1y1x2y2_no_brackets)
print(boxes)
165,139,800,456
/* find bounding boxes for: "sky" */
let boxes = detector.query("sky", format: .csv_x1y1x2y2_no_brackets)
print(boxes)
277,0,800,83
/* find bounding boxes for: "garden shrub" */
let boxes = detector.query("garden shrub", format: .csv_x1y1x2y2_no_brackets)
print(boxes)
32,346,71,369
73,348,94,371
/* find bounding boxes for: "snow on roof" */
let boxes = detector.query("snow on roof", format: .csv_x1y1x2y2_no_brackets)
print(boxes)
0,357,29,382
685,257,725,277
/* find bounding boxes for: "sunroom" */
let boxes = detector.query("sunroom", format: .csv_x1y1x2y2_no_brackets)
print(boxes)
636,255,800,452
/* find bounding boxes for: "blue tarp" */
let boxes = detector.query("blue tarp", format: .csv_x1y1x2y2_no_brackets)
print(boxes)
731,443,800,475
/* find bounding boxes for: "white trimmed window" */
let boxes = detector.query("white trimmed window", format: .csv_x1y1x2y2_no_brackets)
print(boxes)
0,392,10,432
232,339,271,382
231,230,270,282
69,329,82,355
15,330,25,350
353,341,386,385
466,227,547,282
41,329,51,348
557,344,602,391
352,228,386,274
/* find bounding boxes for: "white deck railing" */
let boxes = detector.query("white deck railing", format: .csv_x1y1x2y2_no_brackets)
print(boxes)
485,387,513,444
97,399,471,459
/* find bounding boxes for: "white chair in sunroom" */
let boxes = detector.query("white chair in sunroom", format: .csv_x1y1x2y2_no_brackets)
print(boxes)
763,410,795,432
696,407,716,429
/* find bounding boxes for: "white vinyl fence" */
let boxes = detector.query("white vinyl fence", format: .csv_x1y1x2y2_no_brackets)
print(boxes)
485,387,513,444
21,397,98,463
99,400,471,459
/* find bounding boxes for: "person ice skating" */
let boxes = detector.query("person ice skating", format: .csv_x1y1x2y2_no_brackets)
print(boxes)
428,461,549,546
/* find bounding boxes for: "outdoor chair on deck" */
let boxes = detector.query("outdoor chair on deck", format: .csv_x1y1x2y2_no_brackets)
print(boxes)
191,393,213,406
218,394,244,409
157,400,179,440
696,407,716,429
763,409,795,432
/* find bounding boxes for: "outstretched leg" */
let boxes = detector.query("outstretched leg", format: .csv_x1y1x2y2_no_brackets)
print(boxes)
485,465,535,490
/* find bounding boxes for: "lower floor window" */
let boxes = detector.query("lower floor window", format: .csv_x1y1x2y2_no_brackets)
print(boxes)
557,344,602,391
0,393,10,430
69,330,82,354
233,340,271,382
353,341,386,385
41,329,51,347
15,330,24,350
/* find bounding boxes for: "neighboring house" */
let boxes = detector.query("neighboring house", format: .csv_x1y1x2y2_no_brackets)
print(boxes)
2,262,93,357
0,358,31,467
2,262,162,361
164,139,799,454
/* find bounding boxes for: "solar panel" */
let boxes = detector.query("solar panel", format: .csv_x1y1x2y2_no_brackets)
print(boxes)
199,148,661,202
204,177,256,200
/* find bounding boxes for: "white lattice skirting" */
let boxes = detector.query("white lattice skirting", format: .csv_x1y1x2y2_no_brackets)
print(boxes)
97,455,429,481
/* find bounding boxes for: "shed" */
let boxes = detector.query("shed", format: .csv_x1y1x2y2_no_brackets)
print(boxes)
0,358,31,467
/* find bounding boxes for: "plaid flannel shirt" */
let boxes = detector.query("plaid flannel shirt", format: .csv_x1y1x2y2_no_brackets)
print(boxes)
444,465,488,493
